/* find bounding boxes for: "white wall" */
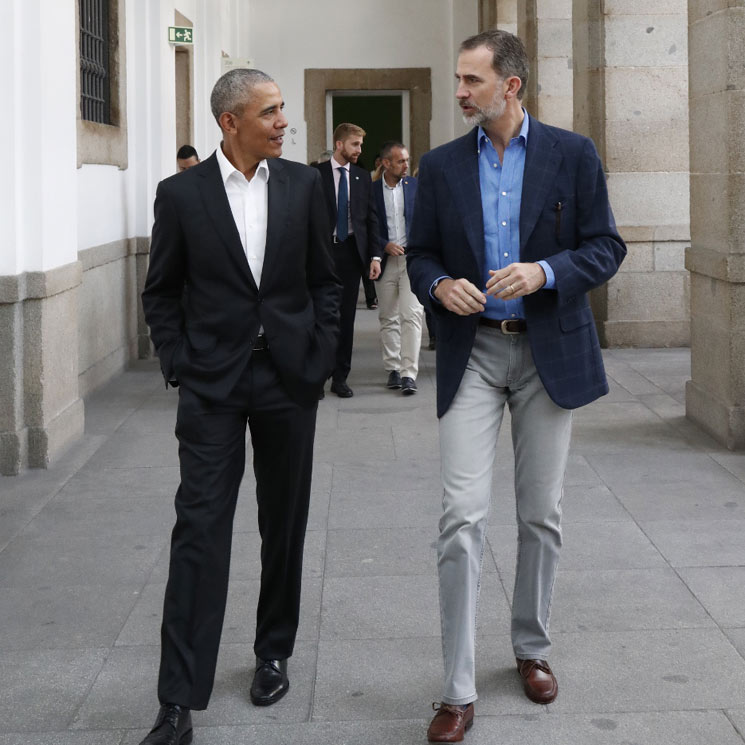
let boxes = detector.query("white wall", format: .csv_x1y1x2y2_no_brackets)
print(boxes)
6,0,480,274
77,0,250,251
1,0,78,274
246,0,479,164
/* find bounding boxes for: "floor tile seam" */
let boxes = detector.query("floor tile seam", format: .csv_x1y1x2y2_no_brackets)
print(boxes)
0,436,109,555
484,536,515,607
723,709,745,743
509,627,735,639
671,566,745,648
307,463,334,725
316,632,443,641
63,645,113,731
110,555,166,649
711,457,745,488
580,463,679,575
321,573,449,580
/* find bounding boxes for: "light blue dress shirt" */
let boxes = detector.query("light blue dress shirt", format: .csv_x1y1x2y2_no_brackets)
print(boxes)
429,111,556,313
477,112,555,320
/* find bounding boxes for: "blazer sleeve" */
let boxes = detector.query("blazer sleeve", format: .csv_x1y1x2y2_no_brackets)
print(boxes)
542,137,626,301
373,180,389,247
406,154,449,312
141,180,187,384
364,175,383,259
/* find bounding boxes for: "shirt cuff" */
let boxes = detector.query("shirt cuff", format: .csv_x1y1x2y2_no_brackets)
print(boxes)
371,257,381,261
429,275,451,301
537,260,555,290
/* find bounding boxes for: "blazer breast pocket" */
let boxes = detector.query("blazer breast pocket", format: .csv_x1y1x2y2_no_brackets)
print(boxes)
544,196,574,247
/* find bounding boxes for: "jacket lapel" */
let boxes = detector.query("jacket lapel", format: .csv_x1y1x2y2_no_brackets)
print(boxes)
196,153,258,292
445,129,485,273
260,159,289,291
519,117,562,252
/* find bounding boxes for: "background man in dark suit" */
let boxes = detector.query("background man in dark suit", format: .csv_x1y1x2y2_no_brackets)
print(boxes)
139,69,341,745
315,123,381,398
176,144,199,172
406,31,626,743
372,141,422,395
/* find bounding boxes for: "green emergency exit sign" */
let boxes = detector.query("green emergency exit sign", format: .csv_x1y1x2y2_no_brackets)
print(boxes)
168,26,193,44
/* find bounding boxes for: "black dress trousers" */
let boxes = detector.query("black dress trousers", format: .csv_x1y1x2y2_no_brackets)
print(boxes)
157,349,317,710
331,235,364,383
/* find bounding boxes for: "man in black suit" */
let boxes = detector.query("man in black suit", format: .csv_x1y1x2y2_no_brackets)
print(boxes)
315,123,381,397
139,69,341,745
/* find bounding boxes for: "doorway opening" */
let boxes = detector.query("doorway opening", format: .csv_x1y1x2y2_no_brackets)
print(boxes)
326,90,410,171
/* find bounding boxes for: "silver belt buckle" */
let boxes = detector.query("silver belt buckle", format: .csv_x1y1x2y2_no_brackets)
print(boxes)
500,320,520,335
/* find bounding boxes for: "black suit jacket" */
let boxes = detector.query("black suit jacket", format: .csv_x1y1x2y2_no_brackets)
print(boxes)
142,152,342,406
314,159,381,265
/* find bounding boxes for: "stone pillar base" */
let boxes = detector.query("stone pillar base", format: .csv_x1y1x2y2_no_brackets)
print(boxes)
0,263,84,475
686,380,745,451
600,320,690,348
27,398,85,469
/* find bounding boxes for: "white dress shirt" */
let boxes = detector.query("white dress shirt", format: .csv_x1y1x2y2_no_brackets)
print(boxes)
382,175,407,247
331,153,354,238
216,142,269,287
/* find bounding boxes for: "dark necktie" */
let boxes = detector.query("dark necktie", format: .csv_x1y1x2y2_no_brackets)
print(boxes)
336,167,349,241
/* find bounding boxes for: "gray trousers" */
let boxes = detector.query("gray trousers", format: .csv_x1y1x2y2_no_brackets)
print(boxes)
437,327,572,705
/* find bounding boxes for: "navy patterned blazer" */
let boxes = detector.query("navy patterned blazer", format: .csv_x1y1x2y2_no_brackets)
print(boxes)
406,117,626,417
372,174,417,278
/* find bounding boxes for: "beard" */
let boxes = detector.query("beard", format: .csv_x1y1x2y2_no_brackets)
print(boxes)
461,91,506,127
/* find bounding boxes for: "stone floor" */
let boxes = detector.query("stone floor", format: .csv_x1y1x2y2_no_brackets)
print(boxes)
2,308,745,745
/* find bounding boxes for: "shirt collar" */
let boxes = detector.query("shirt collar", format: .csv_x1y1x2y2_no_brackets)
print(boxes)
477,108,530,154
382,173,403,191
216,142,270,185
331,153,350,171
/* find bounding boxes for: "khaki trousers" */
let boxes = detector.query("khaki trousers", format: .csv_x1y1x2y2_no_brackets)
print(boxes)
377,254,423,379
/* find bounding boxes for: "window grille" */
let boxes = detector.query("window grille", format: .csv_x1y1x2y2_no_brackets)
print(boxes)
79,0,110,124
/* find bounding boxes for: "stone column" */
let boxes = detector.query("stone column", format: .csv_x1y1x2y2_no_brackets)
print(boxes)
572,0,690,347
496,0,517,34
0,0,84,474
519,0,573,129
685,3,745,450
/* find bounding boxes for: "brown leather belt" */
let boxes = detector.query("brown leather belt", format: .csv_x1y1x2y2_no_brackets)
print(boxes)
479,318,527,334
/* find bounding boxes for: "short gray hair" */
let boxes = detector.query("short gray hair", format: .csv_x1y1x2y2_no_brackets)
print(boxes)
210,68,274,124
459,30,529,100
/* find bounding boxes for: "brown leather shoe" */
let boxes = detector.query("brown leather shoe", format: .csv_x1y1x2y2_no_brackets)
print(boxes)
427,702,474,742
516,658,558,704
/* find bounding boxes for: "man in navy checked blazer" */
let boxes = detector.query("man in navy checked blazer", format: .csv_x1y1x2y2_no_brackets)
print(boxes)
406,30,625,743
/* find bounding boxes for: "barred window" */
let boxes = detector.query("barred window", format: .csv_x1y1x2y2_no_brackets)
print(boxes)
79,0,110,124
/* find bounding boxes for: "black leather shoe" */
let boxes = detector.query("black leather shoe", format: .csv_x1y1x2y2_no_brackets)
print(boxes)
386,371,402,389
250,658,289,706
138,704,192,745
330,380,354,398
401,376,418,395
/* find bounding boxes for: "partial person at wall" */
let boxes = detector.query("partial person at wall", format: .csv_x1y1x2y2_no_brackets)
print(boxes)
176,144,200,171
